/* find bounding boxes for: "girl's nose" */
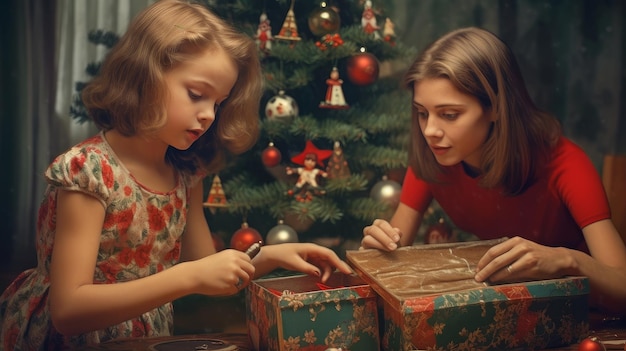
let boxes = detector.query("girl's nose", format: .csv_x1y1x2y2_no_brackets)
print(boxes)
198,103,217,122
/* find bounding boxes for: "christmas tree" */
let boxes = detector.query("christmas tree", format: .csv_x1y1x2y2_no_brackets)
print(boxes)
204,0,417,253
71,0,421,254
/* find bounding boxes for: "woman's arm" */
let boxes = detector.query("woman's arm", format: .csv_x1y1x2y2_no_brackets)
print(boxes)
576,219,626,312
361,203,424,250
475,219,626,314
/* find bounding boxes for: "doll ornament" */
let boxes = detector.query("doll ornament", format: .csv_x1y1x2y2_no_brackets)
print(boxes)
319,67,349,109
361,0,380,39
286,140,333,202
255,12,273,53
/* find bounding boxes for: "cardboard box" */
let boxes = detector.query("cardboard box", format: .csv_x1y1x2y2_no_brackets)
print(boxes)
346,240,590,351
245,272,380,351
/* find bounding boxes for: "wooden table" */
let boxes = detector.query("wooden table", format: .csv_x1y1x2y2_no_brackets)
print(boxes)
79,333,252,351
78,314,625,351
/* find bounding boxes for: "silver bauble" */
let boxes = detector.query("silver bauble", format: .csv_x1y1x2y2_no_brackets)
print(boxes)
370,177,401,209
266,221,299,245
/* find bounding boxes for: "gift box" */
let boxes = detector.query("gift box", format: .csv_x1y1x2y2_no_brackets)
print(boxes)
245,272,380,351
346,240,590,351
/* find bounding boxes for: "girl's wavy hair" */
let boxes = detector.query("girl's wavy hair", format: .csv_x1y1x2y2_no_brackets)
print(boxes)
404,27,561,195
81,0,263,175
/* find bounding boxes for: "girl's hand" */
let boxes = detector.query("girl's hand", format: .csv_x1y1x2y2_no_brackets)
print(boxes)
190,249,256,295
361,219,403,251
474,236,574,283
255,243,353,282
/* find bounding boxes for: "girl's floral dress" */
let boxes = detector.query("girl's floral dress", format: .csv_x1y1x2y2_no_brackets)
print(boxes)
0,132,202,350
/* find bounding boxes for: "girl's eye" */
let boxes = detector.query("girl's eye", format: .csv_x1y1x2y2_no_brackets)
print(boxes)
415,110,428,119
188,90,202,100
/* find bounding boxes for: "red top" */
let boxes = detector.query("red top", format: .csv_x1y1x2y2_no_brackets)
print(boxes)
400,137,611,252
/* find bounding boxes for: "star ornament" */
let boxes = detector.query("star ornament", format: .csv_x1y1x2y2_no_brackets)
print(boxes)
291,140,332,167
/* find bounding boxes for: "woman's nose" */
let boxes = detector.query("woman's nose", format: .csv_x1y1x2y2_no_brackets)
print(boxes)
421,117,442,137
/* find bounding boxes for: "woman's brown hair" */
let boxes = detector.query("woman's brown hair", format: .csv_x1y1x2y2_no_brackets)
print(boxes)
81,0,263,174
404,27,561,195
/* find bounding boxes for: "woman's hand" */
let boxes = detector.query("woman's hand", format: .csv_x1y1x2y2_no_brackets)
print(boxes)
474,236,574,283
190,249,256,295
361,219,403,251
254,243,352,282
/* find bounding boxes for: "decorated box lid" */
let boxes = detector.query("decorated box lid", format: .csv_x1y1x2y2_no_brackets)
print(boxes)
346,239,589,311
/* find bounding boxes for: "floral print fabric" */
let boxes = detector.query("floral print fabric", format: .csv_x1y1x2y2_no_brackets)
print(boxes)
0,133,201,350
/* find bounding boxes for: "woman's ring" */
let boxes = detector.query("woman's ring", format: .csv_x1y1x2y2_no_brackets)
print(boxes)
506,265,513,274
235,277,243,289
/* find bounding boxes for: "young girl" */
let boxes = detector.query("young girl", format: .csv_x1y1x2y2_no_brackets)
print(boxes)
361,27,626,314
0,1,351,349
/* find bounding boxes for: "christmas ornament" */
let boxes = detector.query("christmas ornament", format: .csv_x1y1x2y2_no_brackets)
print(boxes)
361,0,380,39
326,141,351,179
424,218,454,244
315,33,344,51
265,90,298,121
286,140,333,202
319,67,349,109
203,174,229,214
347,49,380,86
275,0,301,44
370,176,401,209
266,220,299,245
230,222,263,252
577,337,606,351
262,142,282,167
383,17,396,45
307,2,340,37
255,12,273,53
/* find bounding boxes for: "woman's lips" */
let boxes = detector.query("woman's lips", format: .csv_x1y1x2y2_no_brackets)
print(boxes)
430,145,450,156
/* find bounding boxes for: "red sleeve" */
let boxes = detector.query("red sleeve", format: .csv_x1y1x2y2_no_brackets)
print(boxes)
553,139,611,228
399,167,433,213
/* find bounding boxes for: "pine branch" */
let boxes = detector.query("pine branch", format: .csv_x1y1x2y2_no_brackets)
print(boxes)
345,197,394,222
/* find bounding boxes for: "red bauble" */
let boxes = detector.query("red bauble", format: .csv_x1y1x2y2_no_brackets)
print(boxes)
347,52,380,86
578,337,606,351
230,223,263,251
262,142,282,167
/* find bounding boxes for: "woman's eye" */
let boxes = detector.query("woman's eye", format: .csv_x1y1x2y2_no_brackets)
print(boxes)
441,112,458,120
416,110,428,119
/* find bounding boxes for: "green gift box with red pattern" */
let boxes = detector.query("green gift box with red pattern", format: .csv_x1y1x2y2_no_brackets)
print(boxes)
346,240,589,351
245,272,380,351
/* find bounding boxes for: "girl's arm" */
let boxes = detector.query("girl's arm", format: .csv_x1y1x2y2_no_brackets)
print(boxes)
179,181,216,261
49,189,254,336
361,203,424,250
251,243,353,282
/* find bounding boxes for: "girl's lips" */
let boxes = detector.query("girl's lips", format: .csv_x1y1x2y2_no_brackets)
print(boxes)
187,130,202,141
